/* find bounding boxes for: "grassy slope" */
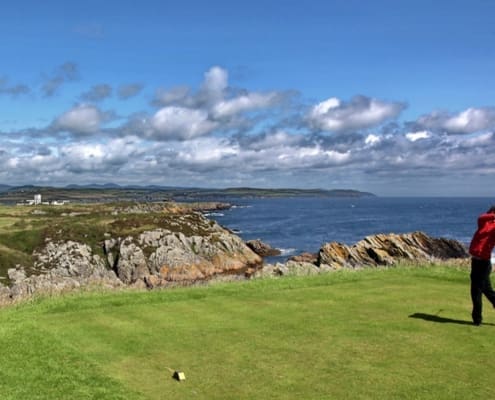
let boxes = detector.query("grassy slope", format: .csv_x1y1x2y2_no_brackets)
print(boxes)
0,266,493,399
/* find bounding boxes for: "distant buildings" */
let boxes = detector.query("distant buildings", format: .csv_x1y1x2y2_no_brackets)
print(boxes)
17,194,69,206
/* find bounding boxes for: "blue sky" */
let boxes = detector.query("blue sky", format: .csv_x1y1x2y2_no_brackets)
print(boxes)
1,0,494,196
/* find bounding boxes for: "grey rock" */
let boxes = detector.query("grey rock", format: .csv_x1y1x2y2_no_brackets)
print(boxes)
8,268,26,283
116,238,150,284
3,240,124,302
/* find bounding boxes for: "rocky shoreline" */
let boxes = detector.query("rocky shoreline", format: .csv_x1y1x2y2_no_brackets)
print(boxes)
256,231,469,278
0,203,470,306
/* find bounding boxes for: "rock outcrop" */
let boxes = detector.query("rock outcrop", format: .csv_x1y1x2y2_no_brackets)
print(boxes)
0,220,469,305
318,231,468,269
107,226,262,287
3,241,122,304
246,239,282,257
0,212,262,304
256,231,469,278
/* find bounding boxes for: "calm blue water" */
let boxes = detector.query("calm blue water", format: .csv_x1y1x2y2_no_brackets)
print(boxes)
206,197,493,262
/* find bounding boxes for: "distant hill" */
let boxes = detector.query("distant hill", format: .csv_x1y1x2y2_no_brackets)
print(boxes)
220,187,375,198
0,183,376,203
64,183,193,190
65,183,123,189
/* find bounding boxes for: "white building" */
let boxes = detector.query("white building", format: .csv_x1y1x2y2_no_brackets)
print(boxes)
34,194,42,205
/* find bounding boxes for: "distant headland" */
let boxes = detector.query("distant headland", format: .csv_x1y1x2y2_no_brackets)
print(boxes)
0,184,375,204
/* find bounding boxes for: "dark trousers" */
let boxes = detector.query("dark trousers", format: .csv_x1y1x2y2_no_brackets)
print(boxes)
470,257,495,323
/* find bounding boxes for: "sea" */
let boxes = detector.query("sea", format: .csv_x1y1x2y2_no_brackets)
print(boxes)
204,197,494,263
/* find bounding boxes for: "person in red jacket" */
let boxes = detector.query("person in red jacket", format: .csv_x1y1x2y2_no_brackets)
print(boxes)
469,206,495,325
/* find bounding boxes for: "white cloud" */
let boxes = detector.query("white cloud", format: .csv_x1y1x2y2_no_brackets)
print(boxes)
5,64,495,194
176,137,239,164
204,66,228,91
63,143,105,160
150,106,218,140
201,66,228,99
274,144,350,167
247,131,302,151
365,134,381,146
212,92,280,119
60,143,107,173
311,97,341,115
308,95,405,133
418,107,495,134
152,66,287,131
405,130,430,142
461,132,494,147
324,149,351,163
54,104,102,135
58,137,144,174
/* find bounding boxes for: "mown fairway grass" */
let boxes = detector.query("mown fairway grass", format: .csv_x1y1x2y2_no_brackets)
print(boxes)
0,266,493,399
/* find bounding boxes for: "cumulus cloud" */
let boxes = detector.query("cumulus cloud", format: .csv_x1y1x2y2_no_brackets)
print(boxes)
2,118,495,192
417,107,495,134
54,104,103,135
308,95,406,133
275,145,351,167
41,62,79,97
153,66,228,109
212,92,282,119
199,66,228,106
405,130,431,142
459,132,494,148
0,137,146,183
150,106,218,140
4,64,495,194
175,137,239,166
365,134,381,146
80,84,112,102
151,66,288,134
60,139,137,173
244,131,303,151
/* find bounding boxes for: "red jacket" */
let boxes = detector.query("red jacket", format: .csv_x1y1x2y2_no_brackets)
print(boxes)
469,213,495,260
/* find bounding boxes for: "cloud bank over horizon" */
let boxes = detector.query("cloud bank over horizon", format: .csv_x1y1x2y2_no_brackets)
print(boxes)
1,63,494,196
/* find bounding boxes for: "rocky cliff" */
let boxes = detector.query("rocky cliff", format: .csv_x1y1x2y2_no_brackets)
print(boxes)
0,208,262,305
256,231,469,277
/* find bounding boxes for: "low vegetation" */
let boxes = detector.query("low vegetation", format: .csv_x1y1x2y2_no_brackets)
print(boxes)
0,266,490,399
0,202,217,280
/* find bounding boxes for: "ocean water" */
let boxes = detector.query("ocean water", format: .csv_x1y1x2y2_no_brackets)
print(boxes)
206,197,494,262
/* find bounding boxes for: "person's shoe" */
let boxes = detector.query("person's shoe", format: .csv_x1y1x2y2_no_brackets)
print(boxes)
473,320,482,326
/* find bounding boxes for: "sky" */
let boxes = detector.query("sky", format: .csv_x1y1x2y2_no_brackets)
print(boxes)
1,0,494,196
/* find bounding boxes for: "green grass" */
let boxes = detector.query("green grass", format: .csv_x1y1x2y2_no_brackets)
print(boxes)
0,266,493,399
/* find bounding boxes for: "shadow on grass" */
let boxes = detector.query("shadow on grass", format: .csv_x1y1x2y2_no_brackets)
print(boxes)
409,313,495,326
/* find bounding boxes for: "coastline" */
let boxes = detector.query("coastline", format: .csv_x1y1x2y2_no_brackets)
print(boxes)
0,198,470,306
